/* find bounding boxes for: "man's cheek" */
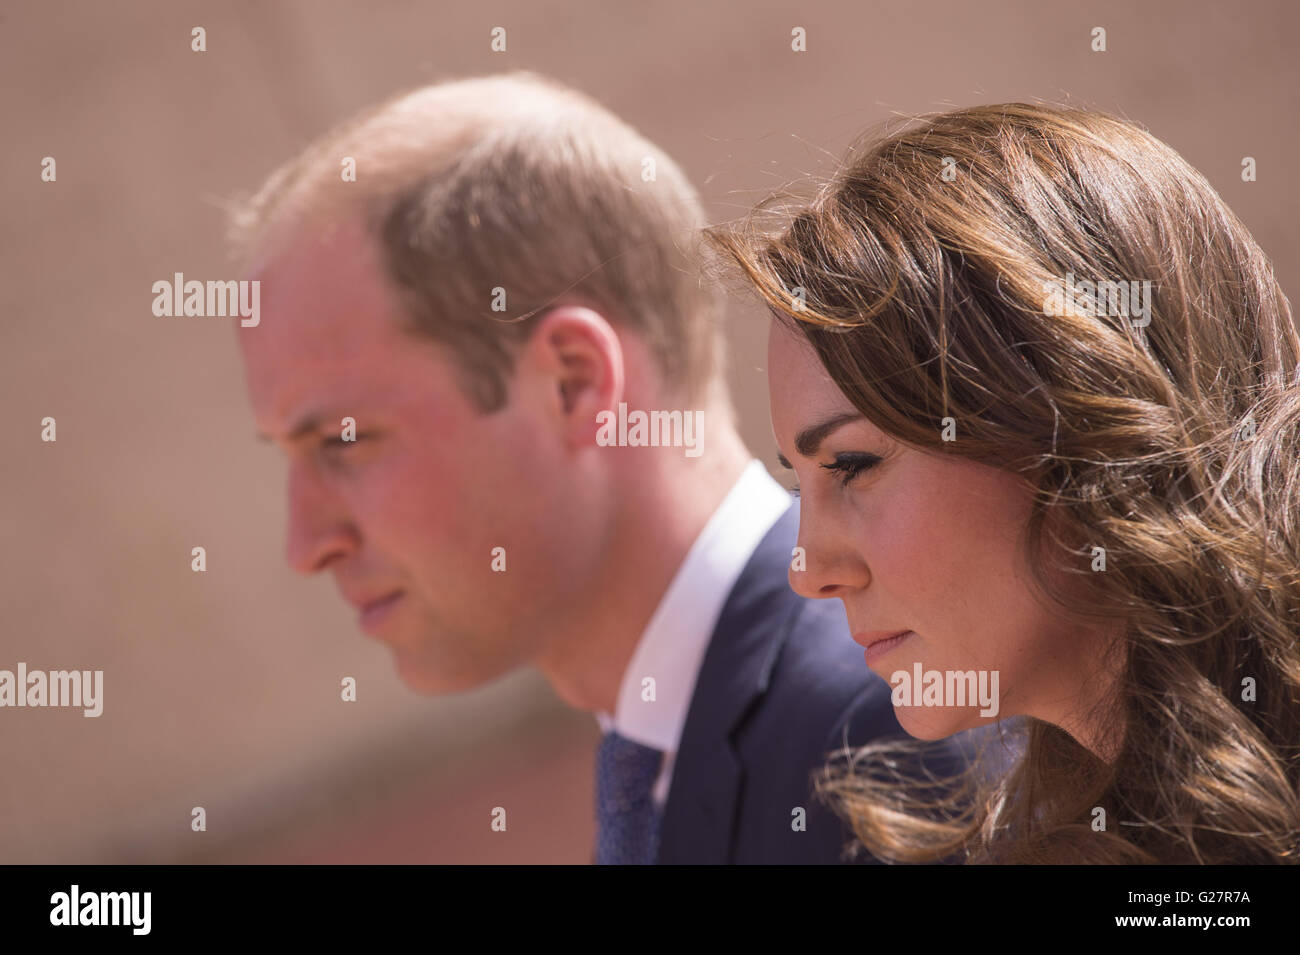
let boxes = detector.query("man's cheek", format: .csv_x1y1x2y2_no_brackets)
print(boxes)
361,470,447,530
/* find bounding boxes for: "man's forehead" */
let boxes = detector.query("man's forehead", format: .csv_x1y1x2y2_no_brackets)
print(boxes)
251,354,446,444
241,227,405,358
247,206,367,275
236,213,454,439
258,226,380,308
241,318,451,443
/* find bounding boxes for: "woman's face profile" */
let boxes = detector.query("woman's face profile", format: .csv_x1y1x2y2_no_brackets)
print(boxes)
767,318,1118,750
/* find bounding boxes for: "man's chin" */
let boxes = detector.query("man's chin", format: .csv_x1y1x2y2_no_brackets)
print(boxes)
390,650,492,695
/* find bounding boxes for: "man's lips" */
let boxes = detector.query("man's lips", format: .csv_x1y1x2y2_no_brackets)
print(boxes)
356,591,404,633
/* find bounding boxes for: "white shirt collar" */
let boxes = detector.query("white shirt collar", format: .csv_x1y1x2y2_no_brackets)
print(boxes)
596,459,793,760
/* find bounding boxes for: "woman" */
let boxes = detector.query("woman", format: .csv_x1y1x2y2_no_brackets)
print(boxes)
708,103,1300,864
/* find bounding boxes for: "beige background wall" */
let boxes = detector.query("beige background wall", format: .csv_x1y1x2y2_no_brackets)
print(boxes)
3,0,1296,863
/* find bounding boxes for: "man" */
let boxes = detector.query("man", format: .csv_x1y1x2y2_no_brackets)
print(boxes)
231,71,928,863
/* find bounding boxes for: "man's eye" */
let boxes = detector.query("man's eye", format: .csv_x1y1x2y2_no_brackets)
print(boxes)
322,434,365,449
819,452,881,487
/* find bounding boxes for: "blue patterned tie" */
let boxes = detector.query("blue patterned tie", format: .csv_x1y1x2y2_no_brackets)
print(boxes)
594,730,664,865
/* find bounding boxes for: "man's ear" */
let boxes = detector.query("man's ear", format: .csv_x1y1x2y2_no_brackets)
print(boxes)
518,305,624,447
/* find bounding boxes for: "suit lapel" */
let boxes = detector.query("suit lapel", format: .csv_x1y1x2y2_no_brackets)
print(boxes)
656,504,800,863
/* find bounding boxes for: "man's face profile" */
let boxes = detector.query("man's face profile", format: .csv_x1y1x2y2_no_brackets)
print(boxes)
236,216,598,693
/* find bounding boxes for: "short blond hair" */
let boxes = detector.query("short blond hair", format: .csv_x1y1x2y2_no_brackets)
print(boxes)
229,71,725,411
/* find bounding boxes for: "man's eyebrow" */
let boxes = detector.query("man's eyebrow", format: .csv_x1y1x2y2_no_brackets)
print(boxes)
256,412,329,445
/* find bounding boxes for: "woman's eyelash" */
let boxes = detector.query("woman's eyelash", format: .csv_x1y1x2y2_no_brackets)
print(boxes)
789,453,880,497
820,452,881,487
322,433,366,448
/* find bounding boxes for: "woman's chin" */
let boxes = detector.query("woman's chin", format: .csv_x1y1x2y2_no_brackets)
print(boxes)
892,706,978,741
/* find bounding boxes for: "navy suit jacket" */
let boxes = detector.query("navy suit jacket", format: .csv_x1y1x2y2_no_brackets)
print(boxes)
656,502,941,864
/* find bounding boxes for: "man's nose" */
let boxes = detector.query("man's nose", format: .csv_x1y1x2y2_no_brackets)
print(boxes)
285,463,356,574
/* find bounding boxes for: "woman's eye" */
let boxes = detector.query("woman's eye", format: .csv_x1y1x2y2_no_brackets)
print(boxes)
820,452,881,487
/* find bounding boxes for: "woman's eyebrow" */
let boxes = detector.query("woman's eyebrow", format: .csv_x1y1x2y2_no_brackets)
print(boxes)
794,412,866,457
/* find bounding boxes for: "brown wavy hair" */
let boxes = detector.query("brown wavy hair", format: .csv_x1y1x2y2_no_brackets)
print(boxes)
708,103,1300,864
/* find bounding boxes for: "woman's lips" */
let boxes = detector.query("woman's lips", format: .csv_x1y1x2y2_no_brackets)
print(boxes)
859,630,914,666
